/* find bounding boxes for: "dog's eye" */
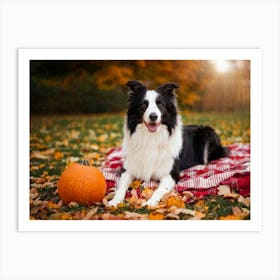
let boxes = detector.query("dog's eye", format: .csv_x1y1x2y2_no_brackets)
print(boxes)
156,100,162,106
140,101,148,110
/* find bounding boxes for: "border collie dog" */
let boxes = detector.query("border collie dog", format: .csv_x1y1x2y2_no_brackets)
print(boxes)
108,81,228,207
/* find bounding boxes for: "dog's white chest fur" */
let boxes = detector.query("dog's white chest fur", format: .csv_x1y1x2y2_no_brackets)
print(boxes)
122,118,183,182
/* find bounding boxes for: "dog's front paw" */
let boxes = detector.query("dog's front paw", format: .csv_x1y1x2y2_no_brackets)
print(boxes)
142,198,158,208
107,198,122,207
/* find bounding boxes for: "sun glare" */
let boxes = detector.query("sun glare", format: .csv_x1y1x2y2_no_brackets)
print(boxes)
215,60,231,73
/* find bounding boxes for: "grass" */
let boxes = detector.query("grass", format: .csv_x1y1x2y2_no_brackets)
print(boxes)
29,111,250,220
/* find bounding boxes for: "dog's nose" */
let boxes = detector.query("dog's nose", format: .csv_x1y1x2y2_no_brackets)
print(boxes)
149,113,158,122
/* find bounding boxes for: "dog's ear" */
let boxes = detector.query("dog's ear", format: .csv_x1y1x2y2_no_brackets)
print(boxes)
157,83,179,96
126,80,146,94
126,81,146,103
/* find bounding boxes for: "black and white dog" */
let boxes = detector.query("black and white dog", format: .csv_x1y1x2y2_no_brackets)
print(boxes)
108,81,228,207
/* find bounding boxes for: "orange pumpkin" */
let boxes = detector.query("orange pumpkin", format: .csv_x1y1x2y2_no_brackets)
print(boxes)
57,160,106,205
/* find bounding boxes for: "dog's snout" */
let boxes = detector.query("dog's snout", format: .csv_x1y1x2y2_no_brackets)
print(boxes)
149,113,158,122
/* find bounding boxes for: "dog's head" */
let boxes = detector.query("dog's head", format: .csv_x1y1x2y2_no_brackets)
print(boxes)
126,80,179,135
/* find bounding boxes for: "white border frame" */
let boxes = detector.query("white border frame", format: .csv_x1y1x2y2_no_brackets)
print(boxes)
18,48,262,232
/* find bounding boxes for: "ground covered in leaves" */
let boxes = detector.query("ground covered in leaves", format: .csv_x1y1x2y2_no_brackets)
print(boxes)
30,112,250,220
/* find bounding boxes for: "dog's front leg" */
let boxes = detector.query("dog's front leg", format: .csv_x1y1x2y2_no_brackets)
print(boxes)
108,171,133,207
142,175,175,207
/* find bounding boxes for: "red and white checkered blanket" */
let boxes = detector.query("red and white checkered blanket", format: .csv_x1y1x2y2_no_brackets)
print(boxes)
101,143,250,200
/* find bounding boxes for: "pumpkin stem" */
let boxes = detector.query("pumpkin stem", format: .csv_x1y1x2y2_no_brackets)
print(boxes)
79,159,90,166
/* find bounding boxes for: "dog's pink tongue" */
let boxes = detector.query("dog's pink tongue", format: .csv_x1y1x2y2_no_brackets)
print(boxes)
146,123,160,132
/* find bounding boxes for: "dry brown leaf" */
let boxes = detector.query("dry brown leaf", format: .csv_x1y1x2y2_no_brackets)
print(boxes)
102,192,115,207
232,206,243,217
182,191,194,202
68,201,79,208
218,185,239,198
31,151,50,159
170,206,196,216
238,196,250,207
48,213,73,220
190,211,206,220
141,187,154,199
218,185,231,196
123,211,148,220
165,213,180,220
83,207,98,220
126,189,140,206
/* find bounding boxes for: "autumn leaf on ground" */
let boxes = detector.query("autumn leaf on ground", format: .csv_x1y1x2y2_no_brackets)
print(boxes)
30,113,250,220
194,199,209,213
191,211,206,220
141,187,154,199
165,196,185,208
218,185,239,198
54,150,64,160
169,206,196,217
238,196,250,208
149,212,164,220
123,211,148,220
220,215,240,220
129,180,142,189
83,207,98,220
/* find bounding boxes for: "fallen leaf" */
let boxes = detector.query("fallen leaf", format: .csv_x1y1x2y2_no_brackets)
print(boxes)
169,206,196,216
129,180,142,189
232,206,243,217
83,207,98,220
190,211,206,220
48,213,73,220
102,193,115,207
166,196,185,208
68,201,79,208
141,187,153,199
44,135,52,142
54,150,64,160
165,213,180,220
218,185,231,196
149,212,164,220
97,134,108,142
31,151,50,159
220,215,240,220
217,185,239,198
47,201,60,209
126,189,140,206
238,196,250,208
123,211,148,220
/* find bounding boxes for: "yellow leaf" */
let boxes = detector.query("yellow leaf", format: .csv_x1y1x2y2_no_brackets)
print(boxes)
149,212,164,220
47,201,59,209
220,215,241,220
141,187,153,199
126,189,141,206
117,202,126,208
194,199,209,212
44,135,51,142
166,196,185,208
54,150,64,160
97,134,108,142
129,180,142,189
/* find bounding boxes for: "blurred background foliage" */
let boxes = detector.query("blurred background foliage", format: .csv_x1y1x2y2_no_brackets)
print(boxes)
30,60,250,114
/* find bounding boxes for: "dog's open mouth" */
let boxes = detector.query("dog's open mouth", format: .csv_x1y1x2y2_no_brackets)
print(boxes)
144,121,161,132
